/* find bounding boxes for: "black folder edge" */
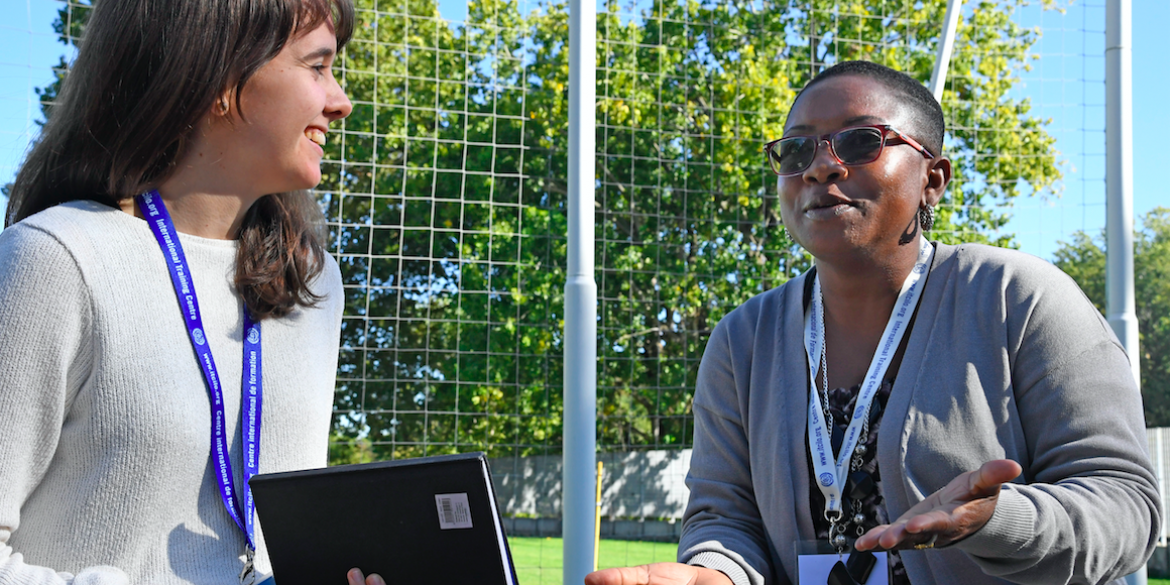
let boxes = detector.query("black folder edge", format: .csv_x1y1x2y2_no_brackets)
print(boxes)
477,455,518,585
249,451,518,585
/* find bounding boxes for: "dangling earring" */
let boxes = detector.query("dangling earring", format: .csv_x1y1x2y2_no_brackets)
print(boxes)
919,205,935,232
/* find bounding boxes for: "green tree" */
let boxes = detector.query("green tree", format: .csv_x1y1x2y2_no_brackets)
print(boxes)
1,1,92,200
326,0,568,460
534,0,1064,448
35,0,1066,460
1053,208,1170,426
32,1,91,121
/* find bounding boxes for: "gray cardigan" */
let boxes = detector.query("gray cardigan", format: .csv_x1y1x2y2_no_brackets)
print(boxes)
678,242,1160,585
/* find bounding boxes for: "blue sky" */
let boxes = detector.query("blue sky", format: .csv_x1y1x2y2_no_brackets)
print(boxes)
996,0,1167,258
0,0,1164,258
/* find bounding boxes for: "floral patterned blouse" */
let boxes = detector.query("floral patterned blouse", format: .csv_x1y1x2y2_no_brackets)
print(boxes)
807,378,910,584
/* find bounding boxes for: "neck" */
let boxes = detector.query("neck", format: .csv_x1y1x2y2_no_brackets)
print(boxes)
118,145,264,240
815,237,923,328
121,190,257,240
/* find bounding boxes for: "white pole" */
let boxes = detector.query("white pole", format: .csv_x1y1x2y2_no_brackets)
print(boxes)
563,0,598,579
1106,0,1139,386
1107,1,1143,584
929,0,964,103
1156,430,1166,546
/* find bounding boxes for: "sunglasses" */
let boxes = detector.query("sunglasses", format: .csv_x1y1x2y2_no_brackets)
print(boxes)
764,124,934,176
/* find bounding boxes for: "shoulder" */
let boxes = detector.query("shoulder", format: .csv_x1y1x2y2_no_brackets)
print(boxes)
315,250,343,292
711,275,802,340
702,274,804,366
15,199,124,233
0,206,95,334
274,249,343,329
0,203,103,275
939,242,1061,279
312,250,344,315
931,241,1118,367
4,200,132,260
935,242,1091,307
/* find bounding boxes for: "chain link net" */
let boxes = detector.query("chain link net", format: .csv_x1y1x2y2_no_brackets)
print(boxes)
10,0,1115,573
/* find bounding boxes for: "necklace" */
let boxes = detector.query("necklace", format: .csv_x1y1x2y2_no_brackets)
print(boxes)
815,287,871,550
804,236,934,553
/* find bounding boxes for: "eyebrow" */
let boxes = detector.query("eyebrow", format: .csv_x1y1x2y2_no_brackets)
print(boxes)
302,47,336,62
785,115,888,135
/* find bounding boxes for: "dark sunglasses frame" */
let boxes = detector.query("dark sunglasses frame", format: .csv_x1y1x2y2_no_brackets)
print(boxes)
763,124,934,176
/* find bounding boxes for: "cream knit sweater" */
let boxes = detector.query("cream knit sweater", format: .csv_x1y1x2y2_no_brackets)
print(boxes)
0,201,343,584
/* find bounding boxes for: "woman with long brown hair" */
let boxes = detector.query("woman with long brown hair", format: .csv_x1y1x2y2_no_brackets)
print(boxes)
0,1,382,583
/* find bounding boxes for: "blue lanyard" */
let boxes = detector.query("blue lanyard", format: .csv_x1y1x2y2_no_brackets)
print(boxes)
136,191,263,551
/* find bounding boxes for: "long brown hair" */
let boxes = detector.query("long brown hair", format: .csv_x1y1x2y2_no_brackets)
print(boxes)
6,0,354,320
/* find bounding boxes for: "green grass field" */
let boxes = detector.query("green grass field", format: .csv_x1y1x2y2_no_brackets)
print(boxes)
508,537,679,585
508,540,1166,585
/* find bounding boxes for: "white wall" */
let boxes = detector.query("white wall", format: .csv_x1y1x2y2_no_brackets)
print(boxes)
490,449,692,520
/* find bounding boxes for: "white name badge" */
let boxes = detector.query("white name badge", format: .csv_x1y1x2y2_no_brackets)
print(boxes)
797,552,888,585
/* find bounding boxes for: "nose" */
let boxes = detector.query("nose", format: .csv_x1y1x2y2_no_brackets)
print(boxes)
802,138,847,184
326,74,353,121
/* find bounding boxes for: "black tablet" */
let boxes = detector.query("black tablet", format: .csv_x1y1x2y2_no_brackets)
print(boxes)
249,452,519,584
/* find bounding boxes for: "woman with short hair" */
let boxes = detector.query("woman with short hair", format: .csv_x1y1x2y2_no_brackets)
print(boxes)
586,60,1159,585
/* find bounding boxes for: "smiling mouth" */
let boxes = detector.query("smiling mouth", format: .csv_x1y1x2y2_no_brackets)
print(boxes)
305,128,326,147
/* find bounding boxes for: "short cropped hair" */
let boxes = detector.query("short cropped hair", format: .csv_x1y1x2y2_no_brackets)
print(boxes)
791,60,945,157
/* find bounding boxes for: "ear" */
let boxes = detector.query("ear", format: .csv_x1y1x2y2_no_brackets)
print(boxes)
212,94,230,117
922,156,952,208
212,85,240,118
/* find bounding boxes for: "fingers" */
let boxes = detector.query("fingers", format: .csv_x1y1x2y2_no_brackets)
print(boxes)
347,568,365,585
854,525,886,551
856,517,941,551
347,568,386,585
584,563,731,585
856,459,1021,552
856,522,905,551
902,508,959,535
967,459,1022,497
584,566,649,585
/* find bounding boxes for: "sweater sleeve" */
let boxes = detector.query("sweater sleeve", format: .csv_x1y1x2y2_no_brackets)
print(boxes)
951,260,1160,584
678,320,769,585
0,225,129,585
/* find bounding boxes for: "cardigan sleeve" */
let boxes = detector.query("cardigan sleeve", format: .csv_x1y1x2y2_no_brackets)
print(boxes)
678,319,770,585
0,225,129,585
951,255,1160,584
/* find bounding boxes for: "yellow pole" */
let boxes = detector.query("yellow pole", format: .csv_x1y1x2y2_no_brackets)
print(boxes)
593,460,604,571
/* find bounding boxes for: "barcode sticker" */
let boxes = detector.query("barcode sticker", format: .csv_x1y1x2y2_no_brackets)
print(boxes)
434,493,473,529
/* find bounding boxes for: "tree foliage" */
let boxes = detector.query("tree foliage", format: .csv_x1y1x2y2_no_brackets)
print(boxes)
32,1,90,122
329,0,1062,459
36,0,1064,459
1053,208,1170,427
0,1,91,199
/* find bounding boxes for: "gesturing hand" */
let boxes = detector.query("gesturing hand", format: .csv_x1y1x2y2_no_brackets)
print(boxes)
584,562,733,585
854,459,1022,552
347,568,385,585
